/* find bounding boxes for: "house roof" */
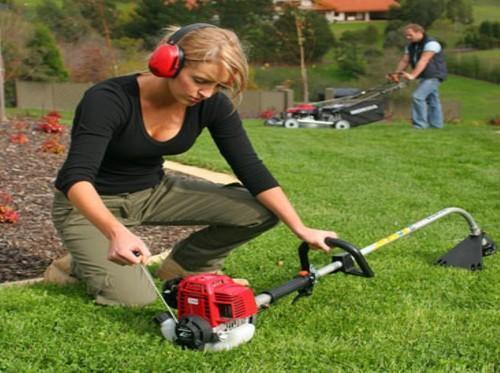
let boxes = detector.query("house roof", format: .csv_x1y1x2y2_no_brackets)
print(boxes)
313,0,398,12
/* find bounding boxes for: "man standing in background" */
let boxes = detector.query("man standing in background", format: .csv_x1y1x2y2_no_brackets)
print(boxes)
389,23,448,129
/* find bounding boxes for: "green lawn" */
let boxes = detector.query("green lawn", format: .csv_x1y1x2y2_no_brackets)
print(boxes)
440,75,500,121
5,107,74,125
329,20,387,38
429,19,471,48
2,115,499,371
474,2,500,23
12,0,51,5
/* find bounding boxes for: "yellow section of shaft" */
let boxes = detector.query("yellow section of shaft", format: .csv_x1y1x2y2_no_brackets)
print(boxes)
373,227,411,250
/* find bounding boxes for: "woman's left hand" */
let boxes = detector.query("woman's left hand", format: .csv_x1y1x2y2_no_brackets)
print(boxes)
296,227,338,253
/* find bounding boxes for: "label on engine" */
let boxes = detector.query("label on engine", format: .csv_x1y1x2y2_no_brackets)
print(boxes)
187,297,199,305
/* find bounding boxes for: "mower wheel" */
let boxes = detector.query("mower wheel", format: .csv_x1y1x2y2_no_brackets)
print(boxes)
284,118,300,129
334,120,351,130
264,117,282,126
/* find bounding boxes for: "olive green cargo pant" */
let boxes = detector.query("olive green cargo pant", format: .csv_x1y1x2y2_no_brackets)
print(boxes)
52,174,278,306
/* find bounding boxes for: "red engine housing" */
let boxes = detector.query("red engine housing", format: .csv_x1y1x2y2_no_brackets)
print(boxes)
177,274,257,328
286,103,317,114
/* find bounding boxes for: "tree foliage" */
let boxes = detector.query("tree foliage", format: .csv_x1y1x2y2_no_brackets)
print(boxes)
388,0,447,29
387,0,473,29
212,0,274,34
340,25,379,45
336,46,366,78
0,4,35,106
79,0,119,38
123,0,214,48
334,24,383,78
459,21,500,49
384,0,474,49
123,1,334,64
247,6,334,64
35,0,126,43
64,37,113,82
0,8,33,80
36,0,92,43
446,0,474,24
20,25,68,82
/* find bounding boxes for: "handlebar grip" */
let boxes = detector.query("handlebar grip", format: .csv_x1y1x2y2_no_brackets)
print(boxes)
262,275,313,303
299,238,374,277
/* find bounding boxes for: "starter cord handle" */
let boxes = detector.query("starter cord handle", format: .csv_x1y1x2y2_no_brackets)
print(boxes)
299,238,374,277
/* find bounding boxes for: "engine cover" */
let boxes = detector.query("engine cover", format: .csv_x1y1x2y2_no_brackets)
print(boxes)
177,274,257,328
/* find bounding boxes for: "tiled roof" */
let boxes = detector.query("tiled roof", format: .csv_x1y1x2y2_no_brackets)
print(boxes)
313,0,398,12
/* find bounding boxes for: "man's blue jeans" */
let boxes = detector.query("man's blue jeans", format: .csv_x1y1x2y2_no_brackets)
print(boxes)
411,78,444,129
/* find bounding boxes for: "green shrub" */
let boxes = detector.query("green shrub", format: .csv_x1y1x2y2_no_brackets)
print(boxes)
447,53,500,84
20,24,69,82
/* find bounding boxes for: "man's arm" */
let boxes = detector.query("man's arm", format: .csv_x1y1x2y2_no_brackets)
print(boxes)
387,54,410,82
402,51,435,80
395,54,410,73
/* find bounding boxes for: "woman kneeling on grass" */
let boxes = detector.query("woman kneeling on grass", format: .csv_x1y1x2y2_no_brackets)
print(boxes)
49,23,337,306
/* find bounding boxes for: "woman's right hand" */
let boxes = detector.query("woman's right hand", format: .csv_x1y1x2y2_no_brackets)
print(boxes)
107,225,151,266
66,182,151,266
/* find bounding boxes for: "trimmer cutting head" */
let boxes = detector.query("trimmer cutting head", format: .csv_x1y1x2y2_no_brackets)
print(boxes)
435,232,496,271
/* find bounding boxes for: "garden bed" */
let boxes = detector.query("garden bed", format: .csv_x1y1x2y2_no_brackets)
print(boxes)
0,117,197,283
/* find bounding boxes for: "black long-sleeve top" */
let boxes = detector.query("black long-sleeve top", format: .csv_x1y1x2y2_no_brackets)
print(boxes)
55,74,279,196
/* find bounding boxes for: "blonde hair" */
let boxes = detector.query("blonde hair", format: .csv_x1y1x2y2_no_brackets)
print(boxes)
404,23,425,34
160,25,248,105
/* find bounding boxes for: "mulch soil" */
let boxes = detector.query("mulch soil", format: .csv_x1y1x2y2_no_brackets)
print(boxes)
0,117,198,284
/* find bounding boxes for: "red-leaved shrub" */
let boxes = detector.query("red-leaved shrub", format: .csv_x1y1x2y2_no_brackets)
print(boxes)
46,111,62,119
38,112,64,134
41,137,65,154
0,192,19,224
14,121,29,130
9,133,29,144
0,206,20,223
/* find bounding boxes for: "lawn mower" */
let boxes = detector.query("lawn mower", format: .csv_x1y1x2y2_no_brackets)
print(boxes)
264,81,406,130
146,207,495,352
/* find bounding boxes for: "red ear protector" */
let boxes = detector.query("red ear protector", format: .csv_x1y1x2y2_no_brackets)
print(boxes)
148,23,215,78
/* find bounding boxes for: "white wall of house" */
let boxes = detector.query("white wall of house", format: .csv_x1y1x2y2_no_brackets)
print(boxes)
273,0,313,8
325,11,372,23
345,12,370,21
326,12,344,22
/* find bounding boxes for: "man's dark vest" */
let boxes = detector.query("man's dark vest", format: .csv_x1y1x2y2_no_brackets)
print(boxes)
408,34,447,81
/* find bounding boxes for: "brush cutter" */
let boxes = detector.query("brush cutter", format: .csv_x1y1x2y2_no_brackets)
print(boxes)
147,207,495,351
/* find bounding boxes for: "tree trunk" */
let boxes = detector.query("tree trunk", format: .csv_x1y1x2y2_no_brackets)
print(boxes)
295,13,309,103
95,0,118,76
0,43,7,123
